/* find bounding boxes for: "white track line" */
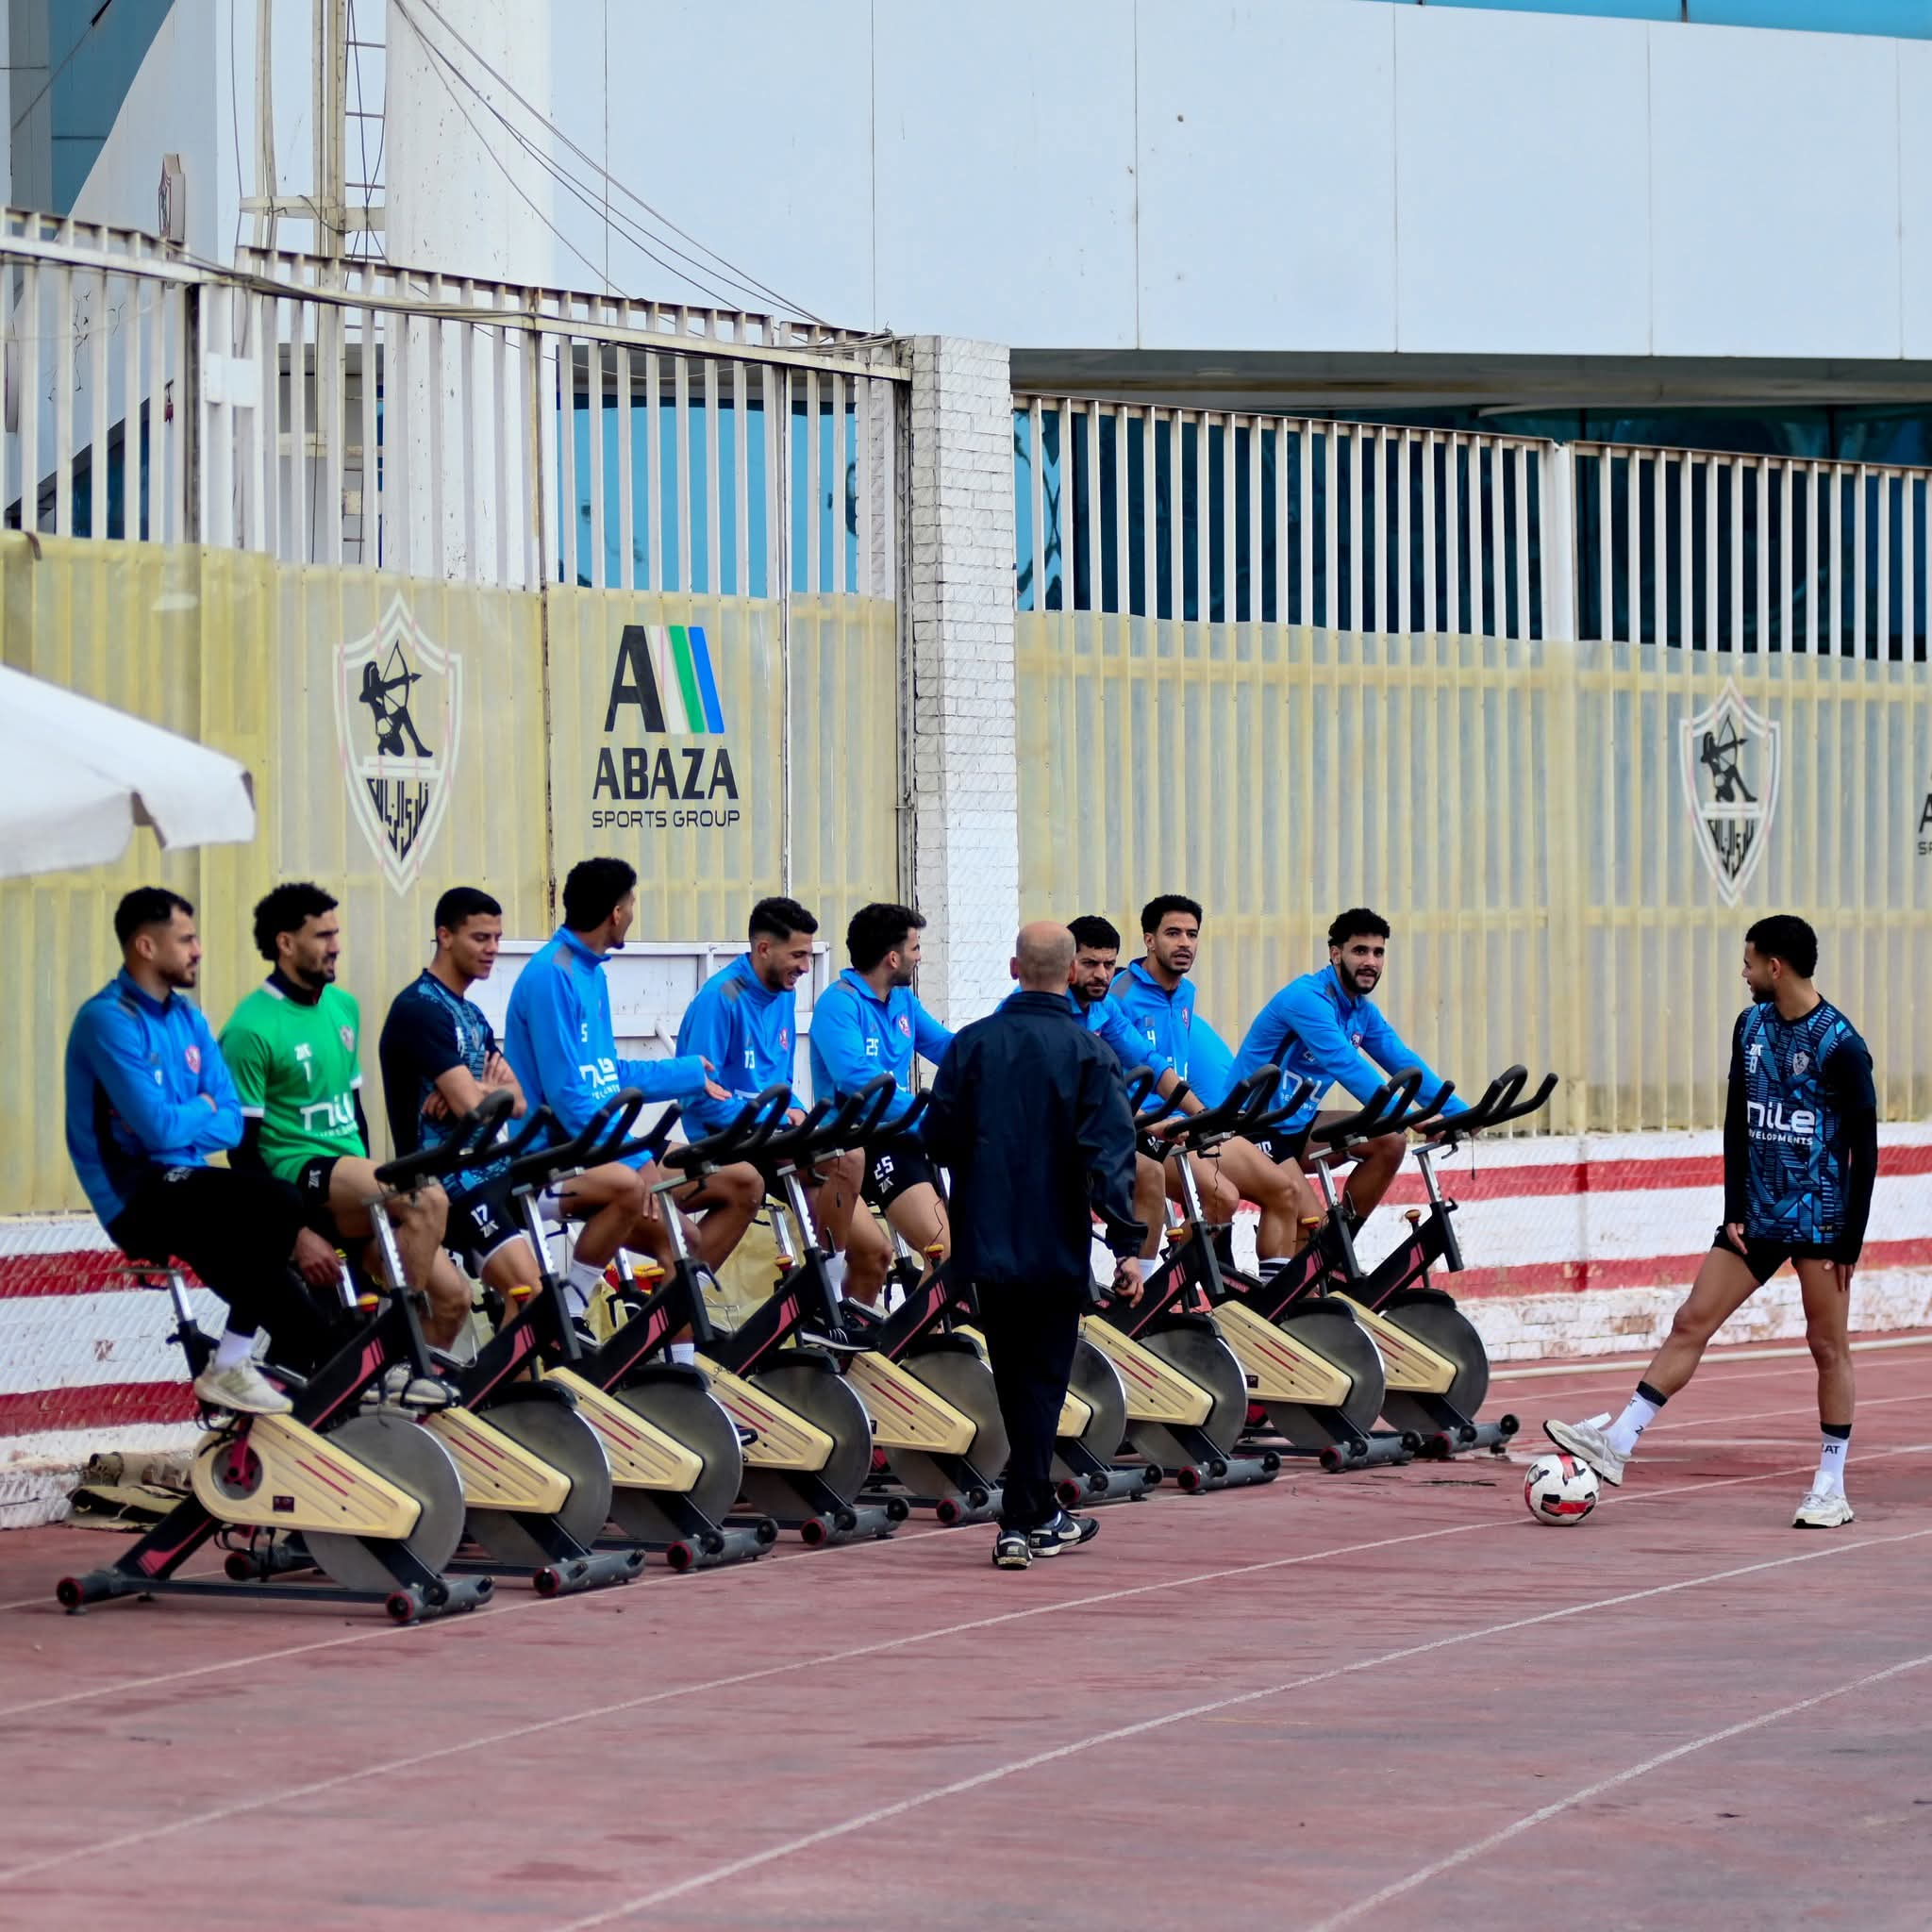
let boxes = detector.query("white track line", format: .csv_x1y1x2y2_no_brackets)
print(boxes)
1492,1332,1932,1382
1299,1648,1932,1932
4,1383,1925,1729
4,1438,1925,1888
551,1524,1932,1927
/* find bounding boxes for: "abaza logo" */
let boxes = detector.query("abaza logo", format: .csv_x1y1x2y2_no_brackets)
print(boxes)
334,598,462,893
591,624,741,832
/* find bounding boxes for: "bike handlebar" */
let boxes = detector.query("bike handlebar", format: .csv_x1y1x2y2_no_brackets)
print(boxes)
662,1084,793,1172
741,1073,902,1174
372,1088,516,1192
1423,1065,1558,1146
1142,1065,1314,1152
499,1089,669,1193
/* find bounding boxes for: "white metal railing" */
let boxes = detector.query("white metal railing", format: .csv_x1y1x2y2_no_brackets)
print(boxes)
1,209,906,597
1015,394,1932,660
1573,442,1931,659
1013,396,1562,641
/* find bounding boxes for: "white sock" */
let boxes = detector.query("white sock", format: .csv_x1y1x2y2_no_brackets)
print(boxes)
212,1329,256,1372
1815,1426,1851,1495
669,1341,696,1365
1604,1385,1666,1459
564,1257,605,1318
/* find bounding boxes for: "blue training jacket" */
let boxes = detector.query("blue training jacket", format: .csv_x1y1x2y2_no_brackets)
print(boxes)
65,971,243,1226
1107,958,1198,1082
675,953,799,1137
808,969,952,1129
1231,964,1465,1131
505,927,710,1164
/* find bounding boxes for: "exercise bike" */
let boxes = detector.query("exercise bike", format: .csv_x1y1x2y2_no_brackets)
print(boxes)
230,1092,650,1600
1148,1071,1415,1474
826,1097,1012,1528
1319,1064,1557,1458
533,1088,790,1571
1076,1071,1290,1495
689,1077,910,1546
57,1132,496,1625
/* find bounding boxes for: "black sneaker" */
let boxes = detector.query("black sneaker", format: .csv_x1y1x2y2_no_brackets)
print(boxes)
1030,1509,1098,1556
733,1422,758,1449
991,1530,1031,1570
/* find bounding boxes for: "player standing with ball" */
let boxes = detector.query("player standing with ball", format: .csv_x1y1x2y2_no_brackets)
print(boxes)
1545,916,1877,1528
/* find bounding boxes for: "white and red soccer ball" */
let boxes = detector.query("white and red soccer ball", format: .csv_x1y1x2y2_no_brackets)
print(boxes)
1524,1452,1600,1524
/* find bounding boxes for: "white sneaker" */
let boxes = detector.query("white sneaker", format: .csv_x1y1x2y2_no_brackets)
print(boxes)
192,1361,293,1416
1543,1417,1626,1488
361,1363,456,1412
1792,1488,1855,1528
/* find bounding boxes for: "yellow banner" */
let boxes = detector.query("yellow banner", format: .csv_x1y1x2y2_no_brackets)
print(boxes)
0,538,896,1217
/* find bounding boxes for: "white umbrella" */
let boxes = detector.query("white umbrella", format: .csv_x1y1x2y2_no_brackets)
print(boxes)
0,665,258,878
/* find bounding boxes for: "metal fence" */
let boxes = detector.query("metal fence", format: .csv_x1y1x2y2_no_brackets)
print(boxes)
2,210,905,597
1014,393,1932,1133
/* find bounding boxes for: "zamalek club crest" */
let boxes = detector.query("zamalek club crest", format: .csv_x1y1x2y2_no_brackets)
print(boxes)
1679,678,1779,908
334,598,463,892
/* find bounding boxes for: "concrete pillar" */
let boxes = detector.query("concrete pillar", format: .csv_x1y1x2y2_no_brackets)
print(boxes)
905,336,1020,1026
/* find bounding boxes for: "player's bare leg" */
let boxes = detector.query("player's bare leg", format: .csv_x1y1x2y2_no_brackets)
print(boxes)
1545,1241,1760,1486
1791,1256,1856,1527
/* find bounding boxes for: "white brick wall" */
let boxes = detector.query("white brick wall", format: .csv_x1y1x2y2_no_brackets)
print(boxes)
906,337,1021,1025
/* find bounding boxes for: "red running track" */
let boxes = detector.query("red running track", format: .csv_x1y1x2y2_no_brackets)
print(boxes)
0,1334,1927,1931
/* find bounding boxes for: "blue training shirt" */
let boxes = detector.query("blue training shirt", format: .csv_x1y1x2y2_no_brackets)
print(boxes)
808,969,953,1130
1231,964,1464,1131
675,953,798,1137
379,969,512,1196
65,970,243,1227
1727,999,1875,1251
504,927,710,1167
1107,958,1197,1082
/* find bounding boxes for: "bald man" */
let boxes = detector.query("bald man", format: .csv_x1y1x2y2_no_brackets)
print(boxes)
922,921,1147,1570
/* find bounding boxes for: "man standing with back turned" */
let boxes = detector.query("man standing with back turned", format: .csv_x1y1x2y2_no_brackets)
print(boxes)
923,922,1146,1571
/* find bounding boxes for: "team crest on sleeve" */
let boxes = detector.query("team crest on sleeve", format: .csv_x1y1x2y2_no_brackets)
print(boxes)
340,1026,356,1053
184,1044,201,1074
334,597,463,893
1680,679,1779,908
895,1015,911,1037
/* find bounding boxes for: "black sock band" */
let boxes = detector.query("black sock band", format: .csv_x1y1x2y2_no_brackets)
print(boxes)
1822,1422,1852,1441
1636,1381,1669,1408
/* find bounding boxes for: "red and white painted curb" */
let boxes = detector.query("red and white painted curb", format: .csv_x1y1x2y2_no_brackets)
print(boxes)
7,1124,1930,1527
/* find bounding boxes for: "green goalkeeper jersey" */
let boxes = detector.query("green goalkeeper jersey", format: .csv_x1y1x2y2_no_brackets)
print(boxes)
219,977,365,1181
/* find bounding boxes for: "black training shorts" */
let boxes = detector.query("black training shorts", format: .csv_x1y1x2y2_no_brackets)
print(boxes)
292,1155,345,1240
1246,1122,1315,1168
445,1175,529,1275
1712,1223,1841,1287
860,1136,940,1212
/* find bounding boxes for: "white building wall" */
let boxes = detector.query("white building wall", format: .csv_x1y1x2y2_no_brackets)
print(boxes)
524,0,1932,363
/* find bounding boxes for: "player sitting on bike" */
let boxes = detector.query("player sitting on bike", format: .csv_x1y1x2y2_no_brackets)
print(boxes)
677,895,892,1304
66,889,331,1414
1230,907,1466,1225
808,902,955,1274
1109,894,1326,1266
503,858,761,1338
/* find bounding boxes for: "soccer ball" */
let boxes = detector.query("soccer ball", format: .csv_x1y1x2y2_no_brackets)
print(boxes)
1524,1452,1600,1524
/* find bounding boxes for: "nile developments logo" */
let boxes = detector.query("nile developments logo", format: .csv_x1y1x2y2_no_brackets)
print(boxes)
334,597,463,892
1679,678,1778,908
592,623,741,831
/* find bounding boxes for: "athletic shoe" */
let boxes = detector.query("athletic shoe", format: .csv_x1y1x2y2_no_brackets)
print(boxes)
192,1361,293,1416
991,1530,1032,1570
361,1363,456,1412
1542,1417,1626,1488
1792,1488,1855,1529
1030,1509,1099,1556
733,1423,758,1450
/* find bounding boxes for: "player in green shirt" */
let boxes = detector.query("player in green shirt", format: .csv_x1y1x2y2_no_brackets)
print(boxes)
221,882,461,1345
